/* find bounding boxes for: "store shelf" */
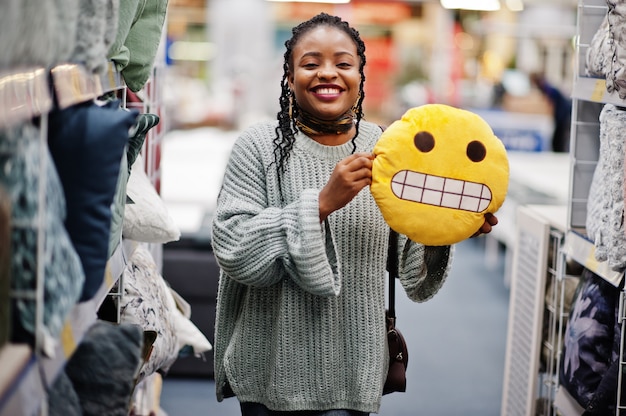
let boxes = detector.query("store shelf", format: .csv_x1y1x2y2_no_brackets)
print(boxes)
0,240,132,416
0,345,42,416
571,76,626,107
99,61,125,95
562,230,624,287
50,61,125,110
0,67,53,130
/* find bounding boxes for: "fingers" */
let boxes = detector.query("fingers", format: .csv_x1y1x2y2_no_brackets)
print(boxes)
485,213,498,226
319,154,375,220
471,213,499,238
338,153,374,184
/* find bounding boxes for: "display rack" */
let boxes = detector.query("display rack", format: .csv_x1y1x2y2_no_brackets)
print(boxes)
0,62,128,416
500,2,626,414
556,0,625,415
501,204,575,416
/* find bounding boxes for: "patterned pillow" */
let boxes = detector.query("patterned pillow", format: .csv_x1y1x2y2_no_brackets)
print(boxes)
118,245,179,382
1,124,84,343
559,268,620,410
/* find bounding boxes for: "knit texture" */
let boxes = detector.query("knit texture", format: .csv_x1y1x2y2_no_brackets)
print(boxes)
211,120,453,413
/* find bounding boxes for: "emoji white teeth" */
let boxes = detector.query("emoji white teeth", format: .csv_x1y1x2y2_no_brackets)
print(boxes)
390,170,492,213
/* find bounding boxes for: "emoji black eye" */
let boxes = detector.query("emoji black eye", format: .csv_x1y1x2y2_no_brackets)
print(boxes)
414,131,435,152
467,141,486,162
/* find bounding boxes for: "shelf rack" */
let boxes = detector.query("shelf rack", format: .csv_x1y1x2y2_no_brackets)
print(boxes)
554,0,626,414
501,204,575,416
0,61,127,416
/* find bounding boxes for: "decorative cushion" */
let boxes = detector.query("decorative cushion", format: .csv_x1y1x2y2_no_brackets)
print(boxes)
107,0,168,92
606,1,626,99
586,14,611,79
108,113,159,256
127,114,160,173
68,0,118,75
371,104,509,246
48,99,139,301
1,124,84,343
586,104,626,271
559,268,620,411
108,151,129,257
64,320,143,416
123,154,180,244
48,371,82,416
118,245,180,382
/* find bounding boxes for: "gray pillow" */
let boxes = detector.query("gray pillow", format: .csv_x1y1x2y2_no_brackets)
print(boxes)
65,321,143,416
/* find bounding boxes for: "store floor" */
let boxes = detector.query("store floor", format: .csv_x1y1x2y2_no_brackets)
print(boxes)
159,237,510,416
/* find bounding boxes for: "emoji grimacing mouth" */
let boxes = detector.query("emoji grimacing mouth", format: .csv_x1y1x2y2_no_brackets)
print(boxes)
390,170,492,213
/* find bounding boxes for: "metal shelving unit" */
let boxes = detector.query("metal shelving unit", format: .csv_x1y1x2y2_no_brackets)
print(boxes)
554,1,626,415
501,204,576,416
0,62,128,416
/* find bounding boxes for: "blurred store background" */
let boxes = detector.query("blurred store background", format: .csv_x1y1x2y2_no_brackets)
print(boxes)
162,0,576,141
160,0,578,238
156,1,578,414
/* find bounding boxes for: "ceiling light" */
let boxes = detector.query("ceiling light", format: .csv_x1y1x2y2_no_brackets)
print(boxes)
441,0,501,11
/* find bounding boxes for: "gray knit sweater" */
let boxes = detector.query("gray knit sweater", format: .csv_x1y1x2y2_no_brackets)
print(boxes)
211,120,454,413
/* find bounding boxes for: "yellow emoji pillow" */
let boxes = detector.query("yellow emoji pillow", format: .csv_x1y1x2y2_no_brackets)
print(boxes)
371,104,509,246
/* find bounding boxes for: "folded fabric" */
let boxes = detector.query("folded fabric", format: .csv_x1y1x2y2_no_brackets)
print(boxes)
48,99,139,301
123,154,180,244
1,124,84,343
107,0,169,92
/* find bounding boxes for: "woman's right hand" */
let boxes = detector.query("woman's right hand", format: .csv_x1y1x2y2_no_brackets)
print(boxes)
319,152,374,221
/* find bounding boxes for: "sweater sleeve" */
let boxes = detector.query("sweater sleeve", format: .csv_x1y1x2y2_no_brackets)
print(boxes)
397,233,454,302
211,129,341,297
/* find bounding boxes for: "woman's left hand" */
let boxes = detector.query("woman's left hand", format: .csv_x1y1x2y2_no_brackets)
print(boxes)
471,213,498,238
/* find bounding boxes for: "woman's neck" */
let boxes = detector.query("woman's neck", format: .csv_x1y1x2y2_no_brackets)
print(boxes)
295,107,355,138
307,126,357,146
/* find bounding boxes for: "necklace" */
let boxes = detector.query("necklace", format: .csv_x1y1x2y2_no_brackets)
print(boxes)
295,108,355,136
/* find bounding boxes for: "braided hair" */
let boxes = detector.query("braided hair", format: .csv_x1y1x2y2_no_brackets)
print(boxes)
273,13,367,185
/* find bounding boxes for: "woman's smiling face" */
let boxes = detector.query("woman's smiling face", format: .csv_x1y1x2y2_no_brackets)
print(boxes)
288,25,361,121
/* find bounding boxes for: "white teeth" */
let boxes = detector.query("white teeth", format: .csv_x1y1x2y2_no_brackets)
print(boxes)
390,170,492,213
316,88,340,94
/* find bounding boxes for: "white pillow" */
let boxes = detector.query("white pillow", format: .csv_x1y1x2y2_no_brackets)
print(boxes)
123,155,180,243
169,288,212,355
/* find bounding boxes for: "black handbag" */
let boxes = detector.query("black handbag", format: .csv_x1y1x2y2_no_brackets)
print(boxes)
383,230,409,395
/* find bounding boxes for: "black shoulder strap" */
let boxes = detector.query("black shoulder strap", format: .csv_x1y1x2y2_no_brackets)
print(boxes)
387,229,399,319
